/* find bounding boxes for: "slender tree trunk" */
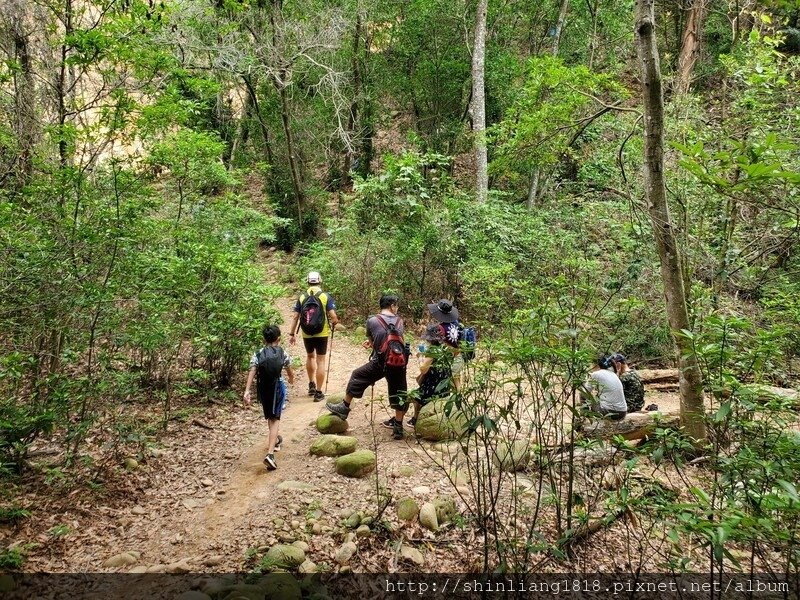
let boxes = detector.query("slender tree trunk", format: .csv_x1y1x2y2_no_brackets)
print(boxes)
587,0,599,69
275,79,304,217
341,13,362,189
635,0,707,445
551,0,570,56
11,11,36,191
240,75,275,167
675,0,708,95
471,0,488,203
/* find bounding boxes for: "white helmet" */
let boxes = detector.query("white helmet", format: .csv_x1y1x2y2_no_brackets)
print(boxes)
307,271,322,284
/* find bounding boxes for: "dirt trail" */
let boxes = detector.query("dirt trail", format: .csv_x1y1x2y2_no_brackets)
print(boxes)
172,296,370,559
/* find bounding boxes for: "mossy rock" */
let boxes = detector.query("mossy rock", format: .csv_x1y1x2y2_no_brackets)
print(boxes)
335,450,376,478
316,413,348,434
260,573,302,600
396,497,420,522
433,495,458,525
310,435,358,457
354,326,366,337
263,544,306,570
414,400,467,441
493,439,531,472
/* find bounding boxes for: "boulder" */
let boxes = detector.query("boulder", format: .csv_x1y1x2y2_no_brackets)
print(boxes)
433,496,458,524
399,545,425,566
355,524,371,538
103,552,138,568
335,450,376,478
298,559,317,574
396,497,420,522
316,414,348,435
355,326,366,337
414,400,467,441
310,435,358,457
260,573,302,600
263,544,306,569
344,512,361,528
418,502,438,531
493,439,531,472
334,542,357,565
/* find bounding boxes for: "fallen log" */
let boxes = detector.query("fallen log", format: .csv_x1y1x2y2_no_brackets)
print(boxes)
637,368,679,384
646,382,679,393
581,410,682,441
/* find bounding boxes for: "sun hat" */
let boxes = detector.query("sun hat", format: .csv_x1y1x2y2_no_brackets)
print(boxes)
307,271,322,284
427,299,460,323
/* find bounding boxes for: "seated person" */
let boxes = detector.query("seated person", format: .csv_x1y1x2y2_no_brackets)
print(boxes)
407,324,453,427
580,355,627,421
612,353,645,412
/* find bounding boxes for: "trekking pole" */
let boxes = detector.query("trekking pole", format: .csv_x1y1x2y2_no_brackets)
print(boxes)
325,325,334,393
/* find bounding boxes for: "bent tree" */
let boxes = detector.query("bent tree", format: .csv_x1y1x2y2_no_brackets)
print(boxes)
634,0,706,444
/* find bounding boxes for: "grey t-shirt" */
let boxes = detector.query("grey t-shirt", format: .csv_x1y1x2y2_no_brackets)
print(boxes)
585,368,627,413
366,313,404,360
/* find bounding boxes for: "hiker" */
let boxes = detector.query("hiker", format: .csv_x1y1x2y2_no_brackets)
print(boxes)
427,299,469,388
405,324,454,427
289,271,338,403
243,325,295,470
327,294,409,440
580,355,627,421
611,353,645,412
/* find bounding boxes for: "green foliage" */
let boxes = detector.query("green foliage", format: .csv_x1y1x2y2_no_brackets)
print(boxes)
0,547,25,569
0,506,31,525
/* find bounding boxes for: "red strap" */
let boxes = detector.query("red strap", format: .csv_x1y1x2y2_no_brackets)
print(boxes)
375,314,402,332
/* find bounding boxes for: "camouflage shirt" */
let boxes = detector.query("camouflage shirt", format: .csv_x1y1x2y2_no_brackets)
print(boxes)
620,369,645,412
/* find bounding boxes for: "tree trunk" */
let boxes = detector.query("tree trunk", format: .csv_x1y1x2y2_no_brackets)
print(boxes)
551,0,570,56
11,10,36,191
471,0,488,203
341,12,362,189
635,0,707,445
675,0,708,95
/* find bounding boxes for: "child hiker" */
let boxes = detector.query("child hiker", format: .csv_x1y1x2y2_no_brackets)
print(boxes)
243,325,295,470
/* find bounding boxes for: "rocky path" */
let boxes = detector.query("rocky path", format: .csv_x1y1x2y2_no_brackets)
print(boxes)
16,295,428,573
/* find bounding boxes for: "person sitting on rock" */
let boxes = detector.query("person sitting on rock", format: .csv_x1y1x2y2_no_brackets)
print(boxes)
580,355,627,421
611,353,645,412
404,324,454,428
327,294,409,440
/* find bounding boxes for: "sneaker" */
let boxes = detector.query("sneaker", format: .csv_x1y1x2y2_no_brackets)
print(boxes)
408,417,417,427
326,401,351,419
392,423,404,440
381,417,399,429
274,435,283,452
264,453,277,470
313,390,325,403
308,382,316,397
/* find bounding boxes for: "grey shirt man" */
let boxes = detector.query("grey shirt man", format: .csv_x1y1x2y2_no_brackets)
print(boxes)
584,368,627,414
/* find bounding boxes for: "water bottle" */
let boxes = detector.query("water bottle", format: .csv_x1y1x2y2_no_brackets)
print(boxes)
417,343,426,365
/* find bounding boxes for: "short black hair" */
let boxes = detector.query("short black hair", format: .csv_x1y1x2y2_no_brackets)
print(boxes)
379,294,399,309
263,325,281,343
596,354,612,369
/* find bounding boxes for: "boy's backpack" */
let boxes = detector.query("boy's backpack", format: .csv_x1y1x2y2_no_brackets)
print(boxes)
299,292,325,335
256,346,285,384
376,315,408,369
461,326,477,362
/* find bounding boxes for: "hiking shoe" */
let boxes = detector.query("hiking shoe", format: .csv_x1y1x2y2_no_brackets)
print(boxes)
645,403,659,412
264,453,277,470
274,435,283,452
308,382,316,397
392,423,404,440
407,417,417,428
381,417,399,429
313,390,325,403
326,401,350,419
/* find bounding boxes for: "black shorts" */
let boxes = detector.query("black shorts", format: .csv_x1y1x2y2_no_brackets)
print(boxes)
346,359,408,410
302,336,329,356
